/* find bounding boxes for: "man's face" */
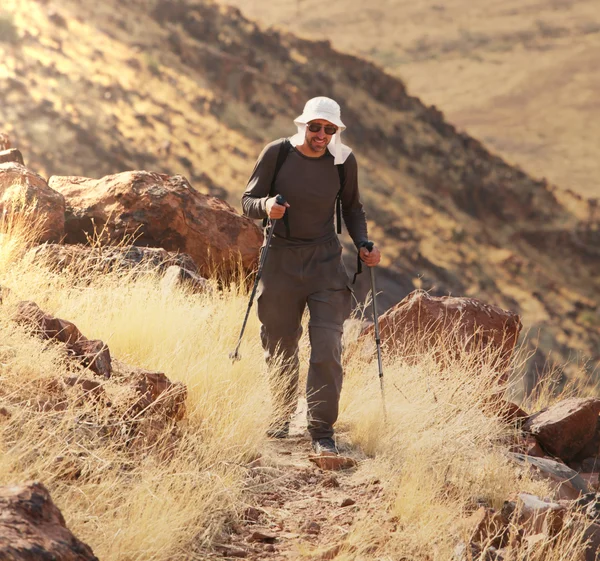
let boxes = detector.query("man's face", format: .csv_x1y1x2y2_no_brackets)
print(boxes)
304,119,337,154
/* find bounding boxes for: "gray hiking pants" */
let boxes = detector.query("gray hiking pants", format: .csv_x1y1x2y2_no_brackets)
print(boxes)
256,237,352,439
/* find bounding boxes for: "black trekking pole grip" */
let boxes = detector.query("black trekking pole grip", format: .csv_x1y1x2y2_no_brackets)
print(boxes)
229,195,286,362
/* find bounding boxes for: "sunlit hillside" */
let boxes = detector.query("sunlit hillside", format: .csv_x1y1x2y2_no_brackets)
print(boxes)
221,0,600,198
0,0,598,386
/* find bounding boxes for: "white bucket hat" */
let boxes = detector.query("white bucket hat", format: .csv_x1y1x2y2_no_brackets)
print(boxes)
289,97,352,165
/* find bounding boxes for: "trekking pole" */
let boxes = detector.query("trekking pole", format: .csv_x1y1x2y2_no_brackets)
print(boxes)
364,241,387,419
230,195,286,362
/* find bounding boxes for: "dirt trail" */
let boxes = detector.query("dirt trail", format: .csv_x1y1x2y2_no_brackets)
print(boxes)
210,406,389,560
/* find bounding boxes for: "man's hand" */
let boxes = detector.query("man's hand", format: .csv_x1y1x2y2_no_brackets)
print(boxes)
359,244,381,267
266,196,290,219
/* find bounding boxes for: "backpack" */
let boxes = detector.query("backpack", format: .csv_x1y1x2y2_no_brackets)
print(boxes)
263,139,346,236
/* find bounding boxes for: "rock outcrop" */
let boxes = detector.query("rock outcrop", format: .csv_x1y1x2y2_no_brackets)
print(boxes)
0,481,98,560
0,148,24,165
49,171,262,277
11,301,187,448
15,301,112,378
523,397,600,461
0,162,65,243
362,289,522,376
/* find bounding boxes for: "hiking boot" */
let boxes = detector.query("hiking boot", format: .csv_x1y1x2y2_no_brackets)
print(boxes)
266,422,290,439
312,437,338,455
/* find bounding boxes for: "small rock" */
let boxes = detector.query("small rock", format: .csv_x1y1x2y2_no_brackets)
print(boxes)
321,475,340,488
340,497,356,507
308,454,357,471
242,506,262,522
215,544,247,558
247,530,277,544
301,520,321,535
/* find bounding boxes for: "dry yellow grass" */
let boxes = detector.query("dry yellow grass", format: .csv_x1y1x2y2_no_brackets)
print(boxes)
0,207,271,559
337,333,594,559
0,205,595,560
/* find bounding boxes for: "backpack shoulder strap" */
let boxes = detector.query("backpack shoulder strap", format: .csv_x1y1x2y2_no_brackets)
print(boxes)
269,139,291,197
335,162,346,234
264,138,291,236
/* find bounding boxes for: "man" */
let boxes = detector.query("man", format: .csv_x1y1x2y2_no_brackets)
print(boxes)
242,96,381,455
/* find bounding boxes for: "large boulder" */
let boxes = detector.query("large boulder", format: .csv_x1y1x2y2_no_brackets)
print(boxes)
362,290,522,375
523,397,600,461
49,171,263,277
0,162,65,243
0,481,98,560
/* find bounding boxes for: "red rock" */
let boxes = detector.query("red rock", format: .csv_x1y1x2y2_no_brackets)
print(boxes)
0,481,98,560
15,301,112,378
49,171,262,278
0,148,24,165
523,397,600,461
247,530,277,543
122,365,188,451
128,369,187,422
582,522,600,561
301,520,321,535
63,376,105,402
573,419,600,462
0,162,65,243
362,290,521,377
516,493,565,536
489,399,529,424
308,455,357,471
509,435,546,458
509,453,589,500
469,506,510,549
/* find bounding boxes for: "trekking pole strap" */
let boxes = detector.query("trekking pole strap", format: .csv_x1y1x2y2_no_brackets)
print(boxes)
352,241,374,284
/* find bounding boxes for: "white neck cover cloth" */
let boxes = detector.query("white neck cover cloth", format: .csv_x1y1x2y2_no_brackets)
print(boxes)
289,97,352,165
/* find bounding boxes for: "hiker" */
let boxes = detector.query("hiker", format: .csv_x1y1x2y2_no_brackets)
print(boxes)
241,96,381,455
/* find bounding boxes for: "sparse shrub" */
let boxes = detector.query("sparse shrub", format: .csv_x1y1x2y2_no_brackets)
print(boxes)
0,12,19,44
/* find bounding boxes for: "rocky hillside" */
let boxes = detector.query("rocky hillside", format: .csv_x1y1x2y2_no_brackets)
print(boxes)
0,0,598,386
221,0,600,198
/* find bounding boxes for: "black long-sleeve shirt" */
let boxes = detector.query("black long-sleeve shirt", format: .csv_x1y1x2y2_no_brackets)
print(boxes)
242,138,368,248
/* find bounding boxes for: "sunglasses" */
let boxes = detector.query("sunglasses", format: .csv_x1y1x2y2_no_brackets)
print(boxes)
307,122,338,135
